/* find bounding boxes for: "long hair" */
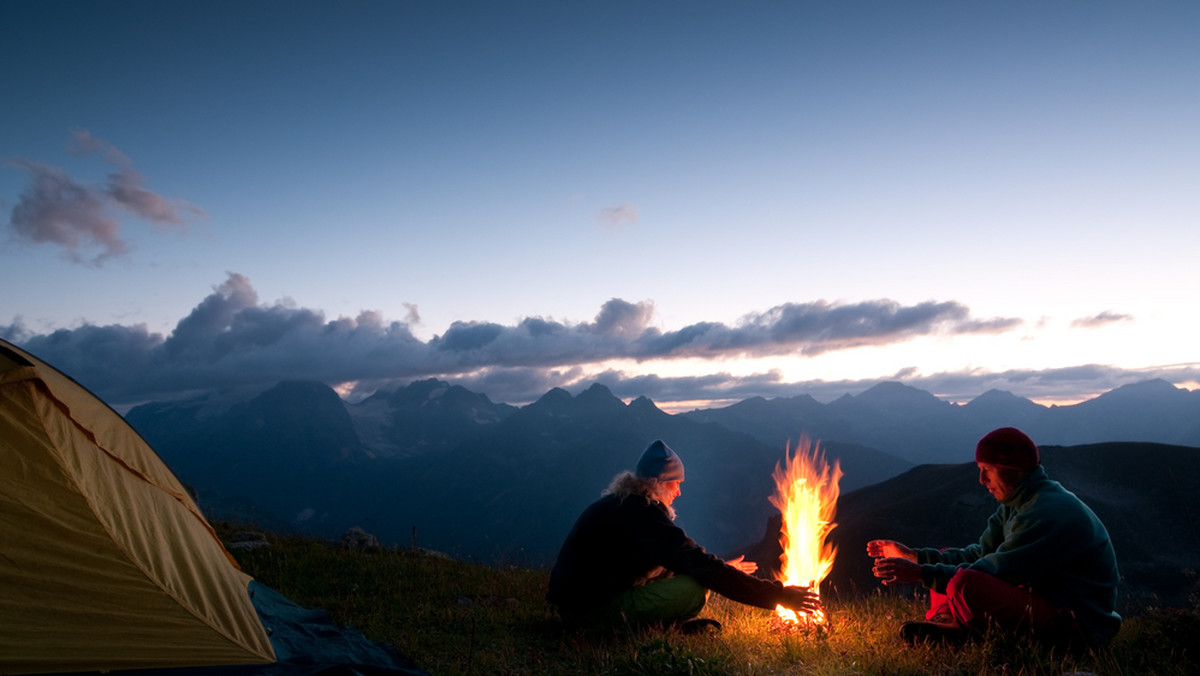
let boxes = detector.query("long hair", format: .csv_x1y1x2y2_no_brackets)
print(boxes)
603,470,677,521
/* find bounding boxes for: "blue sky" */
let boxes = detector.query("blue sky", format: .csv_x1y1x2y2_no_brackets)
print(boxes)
3,0,1198,410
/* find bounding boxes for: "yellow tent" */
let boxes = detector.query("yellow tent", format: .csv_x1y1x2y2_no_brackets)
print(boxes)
0,338,275,674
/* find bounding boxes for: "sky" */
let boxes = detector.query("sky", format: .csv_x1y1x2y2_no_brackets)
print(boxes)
3,0,1198,412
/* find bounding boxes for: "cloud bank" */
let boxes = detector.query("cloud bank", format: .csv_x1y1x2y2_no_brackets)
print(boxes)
4,272,1191,409
4,129,203,265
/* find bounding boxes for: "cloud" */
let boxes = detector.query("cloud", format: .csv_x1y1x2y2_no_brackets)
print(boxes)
4,129,203,265
3,273,1039,407
631,300,1018,359
6,159,127,264
590,298,654,338
597,203,638,229
1071,311,1133,329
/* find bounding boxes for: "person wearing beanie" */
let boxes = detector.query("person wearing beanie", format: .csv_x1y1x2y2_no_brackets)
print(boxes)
866,427,1121,650
547,440,819,633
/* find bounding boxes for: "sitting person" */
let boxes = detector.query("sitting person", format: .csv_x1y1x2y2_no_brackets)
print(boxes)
868,427,1121,648
547,440,819,632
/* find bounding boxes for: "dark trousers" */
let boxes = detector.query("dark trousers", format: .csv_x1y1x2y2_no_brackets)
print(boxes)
569,574,709,631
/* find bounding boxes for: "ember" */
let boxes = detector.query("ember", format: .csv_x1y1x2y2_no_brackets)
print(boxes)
770,436,842,625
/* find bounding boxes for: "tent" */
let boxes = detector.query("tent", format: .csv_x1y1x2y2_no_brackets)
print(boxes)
0,339,424,676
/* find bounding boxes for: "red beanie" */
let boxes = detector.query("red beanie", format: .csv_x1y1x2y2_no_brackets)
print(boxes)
975,427,1039,471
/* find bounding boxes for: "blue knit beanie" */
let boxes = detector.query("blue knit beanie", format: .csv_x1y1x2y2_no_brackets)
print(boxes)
636,440,685,482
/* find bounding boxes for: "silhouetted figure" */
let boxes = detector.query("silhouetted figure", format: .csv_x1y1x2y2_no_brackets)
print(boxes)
869,427,1121,649
547,440,819,633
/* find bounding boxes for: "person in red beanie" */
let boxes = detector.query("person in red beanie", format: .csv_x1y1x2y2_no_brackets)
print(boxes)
547,440,820,633
866,427,1121,649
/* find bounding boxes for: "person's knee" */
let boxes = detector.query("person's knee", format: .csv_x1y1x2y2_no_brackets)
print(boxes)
674,575,709,600
946,568,995,606
670,575,710,616
944,569,994,627
613,574,710,627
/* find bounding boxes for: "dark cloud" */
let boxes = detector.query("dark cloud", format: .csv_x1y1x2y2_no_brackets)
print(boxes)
1071,311,1133,329
11,272,1141,409
165,273,260,357
590,298,654,338
435,322,506,353
629,300,1017,359
4,129,203,265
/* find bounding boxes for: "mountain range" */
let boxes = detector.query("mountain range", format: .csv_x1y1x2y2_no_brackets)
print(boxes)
125,378,1200,607
682,379,1200,464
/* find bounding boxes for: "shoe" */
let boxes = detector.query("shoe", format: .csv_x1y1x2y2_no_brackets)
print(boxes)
900,620,968,646
680,618,723,635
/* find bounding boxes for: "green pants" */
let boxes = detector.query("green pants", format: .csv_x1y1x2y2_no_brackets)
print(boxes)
578,575,709,630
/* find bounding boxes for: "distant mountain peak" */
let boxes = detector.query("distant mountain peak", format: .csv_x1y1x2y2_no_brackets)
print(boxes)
1104,378,1180,398
857,381,942,401
974,388,1019,400
577,382,618,401
965,389,1042,408
628,396,663,414
847,381,952,416
528,387,573,409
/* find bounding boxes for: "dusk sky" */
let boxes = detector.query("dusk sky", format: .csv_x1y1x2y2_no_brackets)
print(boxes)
3,1,1198,411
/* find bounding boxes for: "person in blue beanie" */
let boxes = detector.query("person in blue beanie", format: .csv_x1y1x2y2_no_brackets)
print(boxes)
868,427,1121,649
547,440,819,633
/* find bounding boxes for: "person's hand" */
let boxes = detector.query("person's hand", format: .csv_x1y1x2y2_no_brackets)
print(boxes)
777,585,821,614
866,539,916,561
871,557,922,585
726,555,758,574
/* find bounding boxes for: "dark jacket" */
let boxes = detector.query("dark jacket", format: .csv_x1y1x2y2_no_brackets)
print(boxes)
914,466,1122,643
546,492,790,618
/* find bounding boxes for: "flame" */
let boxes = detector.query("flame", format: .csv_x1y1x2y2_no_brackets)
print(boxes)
770,435,842,624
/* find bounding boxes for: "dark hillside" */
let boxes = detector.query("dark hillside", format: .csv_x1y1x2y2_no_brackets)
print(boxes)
348,385,790,565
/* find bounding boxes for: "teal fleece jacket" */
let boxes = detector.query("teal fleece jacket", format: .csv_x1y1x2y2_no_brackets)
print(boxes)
914,466,1122,643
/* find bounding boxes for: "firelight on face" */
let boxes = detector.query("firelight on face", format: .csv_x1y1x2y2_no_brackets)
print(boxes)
977,462,1023,501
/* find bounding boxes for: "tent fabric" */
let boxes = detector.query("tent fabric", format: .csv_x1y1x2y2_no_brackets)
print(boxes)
0,339,276,674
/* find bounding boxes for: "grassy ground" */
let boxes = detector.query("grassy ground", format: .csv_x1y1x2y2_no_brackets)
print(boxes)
223,525,1199,676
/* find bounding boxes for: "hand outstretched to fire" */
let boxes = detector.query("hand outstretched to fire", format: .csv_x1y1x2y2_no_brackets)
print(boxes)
867,539,922,586
725,554,758,574
777,585,822,614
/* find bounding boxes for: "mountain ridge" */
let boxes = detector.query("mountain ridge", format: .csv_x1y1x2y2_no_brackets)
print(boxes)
125,377,1200,605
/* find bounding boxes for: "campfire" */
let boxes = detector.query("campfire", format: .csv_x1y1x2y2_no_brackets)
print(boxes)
770,436,842,625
